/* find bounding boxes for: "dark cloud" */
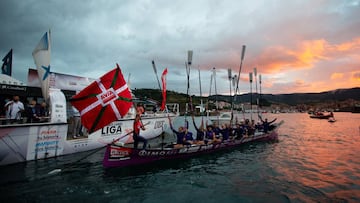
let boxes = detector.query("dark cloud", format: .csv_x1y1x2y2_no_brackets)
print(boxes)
1,0,359,95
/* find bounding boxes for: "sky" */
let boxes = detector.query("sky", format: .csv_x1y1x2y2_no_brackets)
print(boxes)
0,0,360,96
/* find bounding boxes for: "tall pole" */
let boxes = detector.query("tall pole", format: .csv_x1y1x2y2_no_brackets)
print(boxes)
254,67,258,118
259,74,262,116
228,68,232,98
207,73,213,120
228,68,233,125
213,67,219,124
198,67,204,117
249,72,253,121
213,67,218,110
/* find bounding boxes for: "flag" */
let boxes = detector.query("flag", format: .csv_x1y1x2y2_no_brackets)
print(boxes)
32,31,51,100
160,68,168,111
1,49,12,76
70,64,132,133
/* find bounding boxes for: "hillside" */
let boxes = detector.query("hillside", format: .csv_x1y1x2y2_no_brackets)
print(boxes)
133,87,360,112
211,87,360,105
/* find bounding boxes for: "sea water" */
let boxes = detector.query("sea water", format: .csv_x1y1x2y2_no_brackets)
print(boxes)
0,113,359,202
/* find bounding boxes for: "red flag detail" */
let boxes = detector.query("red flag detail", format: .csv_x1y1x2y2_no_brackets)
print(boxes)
70,64,132,133
160,68,168,111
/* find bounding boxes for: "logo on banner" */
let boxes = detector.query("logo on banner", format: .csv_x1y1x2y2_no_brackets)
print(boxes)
99,88,118,106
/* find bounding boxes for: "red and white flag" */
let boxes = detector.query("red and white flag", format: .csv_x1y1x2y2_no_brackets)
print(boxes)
70,64,132,133
160,68,168,111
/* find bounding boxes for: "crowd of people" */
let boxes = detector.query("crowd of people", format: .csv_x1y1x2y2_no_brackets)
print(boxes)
2,95,49,124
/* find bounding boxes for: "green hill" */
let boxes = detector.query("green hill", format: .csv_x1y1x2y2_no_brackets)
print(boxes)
133,87,360,112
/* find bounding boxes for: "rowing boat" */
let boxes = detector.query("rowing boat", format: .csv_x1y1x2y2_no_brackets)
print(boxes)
103,121,282,168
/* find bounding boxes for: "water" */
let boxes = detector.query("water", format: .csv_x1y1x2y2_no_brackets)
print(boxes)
0,113,359,202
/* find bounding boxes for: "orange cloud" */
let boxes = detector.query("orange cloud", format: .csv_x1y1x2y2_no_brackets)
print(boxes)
334,38,360,52
252,38,360,76
251,39,328,74
331,72,344,80
351,71,360,83
290,39,328,66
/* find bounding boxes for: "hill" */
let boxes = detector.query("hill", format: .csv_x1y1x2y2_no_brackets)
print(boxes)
133,87,360,112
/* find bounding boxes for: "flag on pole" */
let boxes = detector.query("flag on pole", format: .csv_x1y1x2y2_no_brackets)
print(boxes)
70,64,132,133
160,68,168,111
32,31,51,100
1,49,13,76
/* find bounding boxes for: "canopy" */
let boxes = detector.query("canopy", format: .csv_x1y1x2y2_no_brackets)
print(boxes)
0,74,26,86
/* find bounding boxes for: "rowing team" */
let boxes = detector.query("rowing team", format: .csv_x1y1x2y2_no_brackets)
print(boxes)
168,115,277,149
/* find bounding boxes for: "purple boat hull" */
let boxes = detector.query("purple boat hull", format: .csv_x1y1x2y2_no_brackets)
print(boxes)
103,129,279,168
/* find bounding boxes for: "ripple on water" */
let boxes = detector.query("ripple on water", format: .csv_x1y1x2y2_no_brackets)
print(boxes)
0,113,359,202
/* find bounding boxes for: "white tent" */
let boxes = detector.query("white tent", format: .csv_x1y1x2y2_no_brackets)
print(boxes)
0,74,26,86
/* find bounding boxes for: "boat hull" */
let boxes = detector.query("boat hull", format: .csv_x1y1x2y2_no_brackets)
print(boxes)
309,114,332,119
103,130,279,168
0,115,176,166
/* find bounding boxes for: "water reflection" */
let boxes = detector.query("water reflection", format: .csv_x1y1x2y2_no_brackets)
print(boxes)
270,113,360,201
0,113,359,202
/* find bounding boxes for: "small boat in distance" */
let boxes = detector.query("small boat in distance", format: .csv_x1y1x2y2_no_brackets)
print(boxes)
309,111,334,119
208,111,232,125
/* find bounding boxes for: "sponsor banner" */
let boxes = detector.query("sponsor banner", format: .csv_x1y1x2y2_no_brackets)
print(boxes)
110,145,132,159
27,125,67,160
27,68,95,91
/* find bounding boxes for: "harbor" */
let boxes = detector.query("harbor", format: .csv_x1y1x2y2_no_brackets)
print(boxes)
0,113,359,202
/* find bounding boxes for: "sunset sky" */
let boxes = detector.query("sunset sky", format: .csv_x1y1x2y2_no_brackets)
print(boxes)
0,0,359,95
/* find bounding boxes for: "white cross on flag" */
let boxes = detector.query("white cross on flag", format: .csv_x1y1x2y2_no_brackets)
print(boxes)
70,64,132,133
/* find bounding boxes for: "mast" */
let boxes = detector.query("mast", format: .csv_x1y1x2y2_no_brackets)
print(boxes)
249,72,253,121
207,73,213,120
228,68,233,125
198,67,204,118
213,67,219,124
259,74,262,117
254,67,259,118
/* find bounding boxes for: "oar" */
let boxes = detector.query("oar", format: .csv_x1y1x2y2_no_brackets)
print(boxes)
48,122,150,175
234,45,246,104
152,60,162,91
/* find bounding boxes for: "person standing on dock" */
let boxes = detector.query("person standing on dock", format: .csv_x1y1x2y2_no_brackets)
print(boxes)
133,114,147,150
